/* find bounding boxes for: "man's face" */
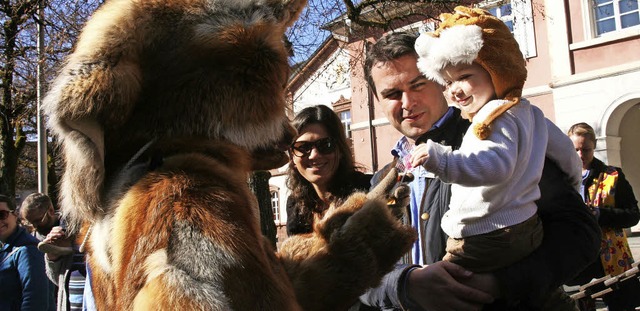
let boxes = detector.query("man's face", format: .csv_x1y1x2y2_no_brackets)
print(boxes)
370,54,449,142
21,204,56,235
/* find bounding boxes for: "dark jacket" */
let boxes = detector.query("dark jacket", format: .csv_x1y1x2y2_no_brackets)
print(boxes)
567,157,639,285
372,108,469,266
494,157,600,308
286,171,373,236
584,157,639,229
1,226,53,311
359,108,468,310
360,108,600,310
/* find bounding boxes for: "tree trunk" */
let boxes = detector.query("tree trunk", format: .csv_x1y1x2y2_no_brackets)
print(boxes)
249,170,277,248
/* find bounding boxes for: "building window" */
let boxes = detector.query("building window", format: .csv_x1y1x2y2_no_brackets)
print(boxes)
487,2,514,31
592,0,640,36
419,20,437,33
270,190,280,223
339,110,352,139
479,0,537,58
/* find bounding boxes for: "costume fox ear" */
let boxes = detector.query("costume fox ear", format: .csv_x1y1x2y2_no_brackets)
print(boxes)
42,0,143,233
48,116,106,234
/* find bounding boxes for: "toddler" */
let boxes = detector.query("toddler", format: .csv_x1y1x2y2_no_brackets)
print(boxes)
411,6,581,272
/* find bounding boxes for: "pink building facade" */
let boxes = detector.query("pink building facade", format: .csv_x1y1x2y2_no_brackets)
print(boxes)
272,0,640,236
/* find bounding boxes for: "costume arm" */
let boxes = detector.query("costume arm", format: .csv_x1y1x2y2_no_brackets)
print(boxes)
280,168,416,311
493,158,600,308
598,168,640,228
17,246,52,311
359,163,417,309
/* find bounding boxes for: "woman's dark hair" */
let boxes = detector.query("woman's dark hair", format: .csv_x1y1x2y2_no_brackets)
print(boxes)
286,105,365,227
0,194,16,211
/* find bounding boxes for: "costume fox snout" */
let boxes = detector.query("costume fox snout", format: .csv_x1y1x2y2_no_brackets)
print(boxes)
43,0,415,309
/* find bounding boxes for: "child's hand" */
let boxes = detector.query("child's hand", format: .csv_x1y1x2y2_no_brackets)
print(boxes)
410,144,430,168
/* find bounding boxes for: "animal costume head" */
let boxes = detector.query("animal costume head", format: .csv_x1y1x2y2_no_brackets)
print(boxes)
42,0,306,232
414,6,527,139
41,1,417,310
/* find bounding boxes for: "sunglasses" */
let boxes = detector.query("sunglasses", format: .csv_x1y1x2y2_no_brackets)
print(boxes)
0,210,14,221
291,137,337,157
22,209,49,227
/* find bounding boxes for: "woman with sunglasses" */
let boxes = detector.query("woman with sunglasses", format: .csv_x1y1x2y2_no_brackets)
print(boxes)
285,105,372,236
1,194,53,310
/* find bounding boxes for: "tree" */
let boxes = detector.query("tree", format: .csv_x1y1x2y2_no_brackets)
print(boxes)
287,0,479,64
1,0,479,198
249,171,278,247
0,0,101,197
1,0,40,197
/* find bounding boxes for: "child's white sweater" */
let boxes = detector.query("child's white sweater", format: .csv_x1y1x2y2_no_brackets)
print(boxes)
422,98,581,238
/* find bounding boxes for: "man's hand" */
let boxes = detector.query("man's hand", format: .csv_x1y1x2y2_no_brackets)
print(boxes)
41,226,72,261
406,261,495,311
459,270,501,299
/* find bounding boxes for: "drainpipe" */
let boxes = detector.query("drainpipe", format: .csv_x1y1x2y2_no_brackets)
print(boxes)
367,87,378,172
365,43,378,172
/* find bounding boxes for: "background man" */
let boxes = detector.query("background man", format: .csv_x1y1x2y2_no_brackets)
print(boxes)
20,193,60,240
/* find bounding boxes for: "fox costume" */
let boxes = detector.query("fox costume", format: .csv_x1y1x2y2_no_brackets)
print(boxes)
42,0,415,310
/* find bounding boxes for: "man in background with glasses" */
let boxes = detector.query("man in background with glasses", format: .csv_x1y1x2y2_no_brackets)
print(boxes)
21,192,88,310
20,193,60,241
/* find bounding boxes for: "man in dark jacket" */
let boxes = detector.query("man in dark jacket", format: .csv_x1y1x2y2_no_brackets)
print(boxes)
358,31,601,310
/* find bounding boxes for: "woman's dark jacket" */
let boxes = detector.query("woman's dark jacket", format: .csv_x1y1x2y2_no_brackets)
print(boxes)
1,226,53,310
568,157,640,285
286,171,372,236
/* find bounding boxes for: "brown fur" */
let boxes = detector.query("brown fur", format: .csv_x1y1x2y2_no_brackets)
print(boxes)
279,193,416,311
43,0,415,309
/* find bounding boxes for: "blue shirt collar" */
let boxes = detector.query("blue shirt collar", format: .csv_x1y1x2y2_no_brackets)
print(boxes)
391,106,456,158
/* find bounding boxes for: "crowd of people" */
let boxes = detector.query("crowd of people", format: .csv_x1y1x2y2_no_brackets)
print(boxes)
1,192,88,311
285,6,637,311
2,5,639,311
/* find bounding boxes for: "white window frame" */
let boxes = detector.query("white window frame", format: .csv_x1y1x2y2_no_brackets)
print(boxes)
478,0,537,58
270,190,280,224
583,0,640,38
339,110,352,139
419,20,437,34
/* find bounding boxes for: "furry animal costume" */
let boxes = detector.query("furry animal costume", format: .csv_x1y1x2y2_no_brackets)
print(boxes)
43,0,416,309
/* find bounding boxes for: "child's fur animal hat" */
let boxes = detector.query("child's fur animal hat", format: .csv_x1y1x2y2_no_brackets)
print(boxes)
414,6,527,139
